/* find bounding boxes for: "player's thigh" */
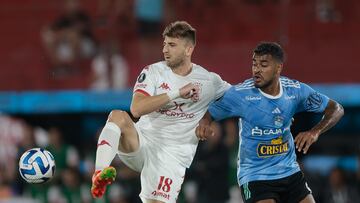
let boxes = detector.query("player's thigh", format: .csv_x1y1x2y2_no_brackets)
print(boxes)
299,194,315,203
256,200,276,203
117,126,147,172
283,172,313,203
108,110,139,153
240,181,280,203
143,199,165,203
140,149,186,203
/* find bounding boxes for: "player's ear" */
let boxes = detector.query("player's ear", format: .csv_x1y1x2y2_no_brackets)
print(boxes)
185,40,194,56
185,45,194,57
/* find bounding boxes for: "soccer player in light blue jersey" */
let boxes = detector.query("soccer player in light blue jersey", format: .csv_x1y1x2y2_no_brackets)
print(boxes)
196,42,344,203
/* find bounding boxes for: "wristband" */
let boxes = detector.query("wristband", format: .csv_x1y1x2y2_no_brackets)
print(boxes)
167,89,180,100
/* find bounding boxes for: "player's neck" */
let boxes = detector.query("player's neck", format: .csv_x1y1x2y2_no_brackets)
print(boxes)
172,60,192,76
261,79,280,96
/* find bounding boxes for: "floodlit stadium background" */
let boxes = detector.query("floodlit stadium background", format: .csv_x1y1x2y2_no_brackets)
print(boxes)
0,0,359,202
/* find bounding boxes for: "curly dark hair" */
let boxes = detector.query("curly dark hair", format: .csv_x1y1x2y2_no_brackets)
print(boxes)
253,42,285,63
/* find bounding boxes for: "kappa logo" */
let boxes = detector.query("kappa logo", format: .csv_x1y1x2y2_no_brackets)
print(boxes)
159,83,171,90
272,107,281,114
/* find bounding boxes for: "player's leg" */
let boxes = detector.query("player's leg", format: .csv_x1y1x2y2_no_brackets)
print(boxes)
107,110,140,153
282,171,314,203
144,199,165,203
92,110,139,198
255,200,276,203
139,146,186,203
240,181,280,203
95,110,139,170
299,194,315,203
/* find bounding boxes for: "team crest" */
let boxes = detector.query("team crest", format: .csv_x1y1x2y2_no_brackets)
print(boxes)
274,115,284,127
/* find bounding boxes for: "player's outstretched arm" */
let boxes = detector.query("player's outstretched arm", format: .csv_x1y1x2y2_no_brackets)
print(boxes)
294,99,344,154
131,83,199,118
196,111,215,141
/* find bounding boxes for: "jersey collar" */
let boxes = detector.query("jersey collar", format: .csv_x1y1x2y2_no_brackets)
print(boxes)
258,79,283,99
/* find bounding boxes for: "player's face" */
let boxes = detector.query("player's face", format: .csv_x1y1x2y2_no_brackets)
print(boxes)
163,36,193,68
252,54,282,88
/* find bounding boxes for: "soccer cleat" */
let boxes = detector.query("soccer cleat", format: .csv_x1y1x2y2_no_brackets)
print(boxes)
91,166,117,198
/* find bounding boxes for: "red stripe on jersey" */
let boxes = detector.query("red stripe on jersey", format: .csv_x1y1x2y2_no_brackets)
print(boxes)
134,89,150,96
97,140,111,147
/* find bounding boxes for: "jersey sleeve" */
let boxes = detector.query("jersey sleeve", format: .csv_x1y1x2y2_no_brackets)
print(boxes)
296,82,330,113
208,87,241,121
210,72,231,100
133,66,156,96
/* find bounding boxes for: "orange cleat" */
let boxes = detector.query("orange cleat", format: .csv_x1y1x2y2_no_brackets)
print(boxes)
91,166,117,198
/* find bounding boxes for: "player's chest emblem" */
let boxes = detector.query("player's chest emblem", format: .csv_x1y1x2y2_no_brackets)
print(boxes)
274,115,284,128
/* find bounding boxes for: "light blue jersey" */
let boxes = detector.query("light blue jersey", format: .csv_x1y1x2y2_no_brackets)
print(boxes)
209,77,330,186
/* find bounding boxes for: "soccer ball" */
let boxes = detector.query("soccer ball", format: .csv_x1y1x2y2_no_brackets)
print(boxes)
19,148,56,184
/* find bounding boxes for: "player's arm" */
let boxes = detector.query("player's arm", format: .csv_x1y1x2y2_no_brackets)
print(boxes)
295,99,344,154
196,111,214,141
309,99,344,135
196,87,238,141
130,83,199,118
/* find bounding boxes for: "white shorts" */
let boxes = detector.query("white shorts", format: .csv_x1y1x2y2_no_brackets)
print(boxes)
117,123,186,203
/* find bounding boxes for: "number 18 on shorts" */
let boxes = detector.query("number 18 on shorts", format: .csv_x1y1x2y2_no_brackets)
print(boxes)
139,156,186,203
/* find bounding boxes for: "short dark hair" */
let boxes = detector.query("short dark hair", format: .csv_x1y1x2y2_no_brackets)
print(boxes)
253,42,285,63
162,21,196,45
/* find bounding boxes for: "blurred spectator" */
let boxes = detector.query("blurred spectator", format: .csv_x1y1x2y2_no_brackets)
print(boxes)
95,0,134,35
46,127,79,181
316,0,342,23
321,167,360,203
90,42,129,90
134,0,175,63
14,123,37,195
61,167,81,203
108,183,128,203
94,0,136,58
47,185,66,203
228,185,244,203
0,115,25,169
135,0,165,37
41,0,97,78
244,0,280,4
115,160,141,203
96,0,133,26
0,166,12,199
223,119,243,203
192,122,230,203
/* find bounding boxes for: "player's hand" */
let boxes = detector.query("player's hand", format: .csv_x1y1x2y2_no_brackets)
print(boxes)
195,119,214,141
179,83,200,102
294,130,320,154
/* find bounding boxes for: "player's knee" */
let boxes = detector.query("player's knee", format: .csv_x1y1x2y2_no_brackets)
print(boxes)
146,199,165,203
108,110,131,128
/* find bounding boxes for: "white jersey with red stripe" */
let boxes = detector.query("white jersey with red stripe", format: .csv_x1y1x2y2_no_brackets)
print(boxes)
133,61,230,168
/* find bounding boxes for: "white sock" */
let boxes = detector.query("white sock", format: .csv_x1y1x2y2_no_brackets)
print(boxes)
95,122,121,171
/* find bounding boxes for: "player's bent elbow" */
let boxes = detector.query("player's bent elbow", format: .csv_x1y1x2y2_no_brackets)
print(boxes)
337,103,345,118
130,106,141,118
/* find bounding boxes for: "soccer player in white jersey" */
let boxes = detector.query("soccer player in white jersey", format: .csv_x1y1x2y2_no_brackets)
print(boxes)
196,42,344,203
91,21,230,203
